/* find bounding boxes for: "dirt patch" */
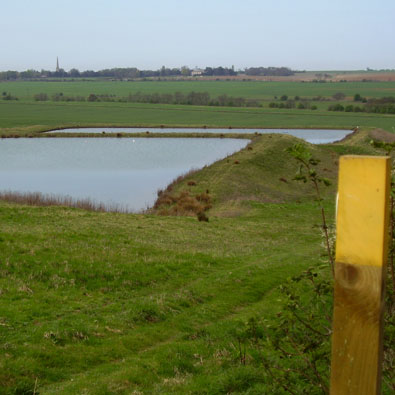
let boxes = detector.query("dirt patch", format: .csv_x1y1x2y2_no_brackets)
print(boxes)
369,128,395,143
333,73,395,82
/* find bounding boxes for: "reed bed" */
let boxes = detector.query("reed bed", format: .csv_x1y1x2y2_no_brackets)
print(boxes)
0,191,130,213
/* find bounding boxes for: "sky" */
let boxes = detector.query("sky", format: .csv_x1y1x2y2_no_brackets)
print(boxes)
1,0,395,72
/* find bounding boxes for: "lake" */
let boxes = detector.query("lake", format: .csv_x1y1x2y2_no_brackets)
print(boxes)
48,128,351,145
0,138,248,212
0,129,352,212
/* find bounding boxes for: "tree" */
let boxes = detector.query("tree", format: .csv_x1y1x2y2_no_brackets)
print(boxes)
69,68,80,78
181,66,190,76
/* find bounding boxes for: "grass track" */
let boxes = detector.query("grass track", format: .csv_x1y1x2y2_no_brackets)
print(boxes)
0,199,332,394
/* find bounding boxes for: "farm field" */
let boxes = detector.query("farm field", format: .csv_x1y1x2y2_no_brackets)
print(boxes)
1,80,395,135
1,80,395,101
1,100,395,133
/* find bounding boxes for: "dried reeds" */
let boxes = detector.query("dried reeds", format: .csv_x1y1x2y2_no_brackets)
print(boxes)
0,191,129,213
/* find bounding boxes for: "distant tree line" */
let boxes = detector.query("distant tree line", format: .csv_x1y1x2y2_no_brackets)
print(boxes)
1,91,18,100
328,97,395,114
0,66,295,80
244,67,294,76
269,100,317,110
32,91,261,107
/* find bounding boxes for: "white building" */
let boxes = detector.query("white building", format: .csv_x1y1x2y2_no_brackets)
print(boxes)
191,68,204,77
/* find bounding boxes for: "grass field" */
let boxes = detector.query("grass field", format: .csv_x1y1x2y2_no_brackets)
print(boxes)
0,199,331,394
2,80,395,101
1,100,395,134
1,80,394,135
1,131,392,394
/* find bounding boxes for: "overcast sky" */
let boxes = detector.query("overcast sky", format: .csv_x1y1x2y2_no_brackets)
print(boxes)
1,0,394,71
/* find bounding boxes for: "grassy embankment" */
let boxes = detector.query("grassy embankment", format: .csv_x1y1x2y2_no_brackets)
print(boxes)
1,80,395,136
1,129,387,394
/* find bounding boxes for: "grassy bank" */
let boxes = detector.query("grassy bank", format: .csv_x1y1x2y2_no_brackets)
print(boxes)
2,131,390,393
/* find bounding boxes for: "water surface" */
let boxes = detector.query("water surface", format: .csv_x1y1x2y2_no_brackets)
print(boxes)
49,128,351,144
0,138,247,212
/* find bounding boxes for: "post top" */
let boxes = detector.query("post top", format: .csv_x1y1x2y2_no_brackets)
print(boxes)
336,155,391,267
340,155,390,161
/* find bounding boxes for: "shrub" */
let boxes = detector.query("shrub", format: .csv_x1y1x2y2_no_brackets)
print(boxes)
197,212,209,222
88,93,99,102
328,103,344,111
354,93,362,101
2,93,18,101
195,192,210,203
332,92,345,100
34,92,48,101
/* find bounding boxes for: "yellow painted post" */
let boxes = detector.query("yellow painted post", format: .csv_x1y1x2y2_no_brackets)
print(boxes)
330,155,391,394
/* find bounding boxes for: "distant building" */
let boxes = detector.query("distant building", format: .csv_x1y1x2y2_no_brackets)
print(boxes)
56,57,60,72
191,68,203,77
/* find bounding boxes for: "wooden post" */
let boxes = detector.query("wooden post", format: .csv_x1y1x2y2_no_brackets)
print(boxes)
330,155,391,394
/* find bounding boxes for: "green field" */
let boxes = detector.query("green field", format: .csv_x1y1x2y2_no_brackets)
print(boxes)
2,80,395,101
1,100,395,132
0,200,331,394
1,80,394,135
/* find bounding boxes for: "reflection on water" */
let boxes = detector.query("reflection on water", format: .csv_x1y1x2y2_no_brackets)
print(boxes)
0,138,248,212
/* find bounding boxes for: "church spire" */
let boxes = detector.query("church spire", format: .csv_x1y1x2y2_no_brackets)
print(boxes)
56,57,60,72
